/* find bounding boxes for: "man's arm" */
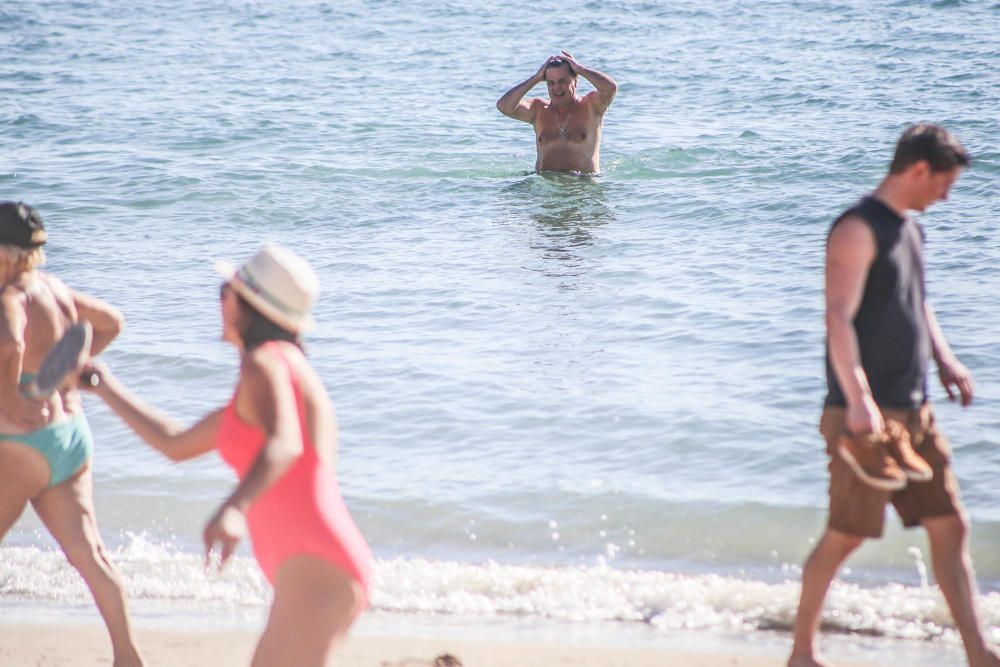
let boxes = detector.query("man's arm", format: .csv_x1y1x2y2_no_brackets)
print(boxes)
0,289,46,428
826,216,883,435
925,301,974,406
71,288,124,357
42,274,124,357
560,51,618,114
496,58,550,124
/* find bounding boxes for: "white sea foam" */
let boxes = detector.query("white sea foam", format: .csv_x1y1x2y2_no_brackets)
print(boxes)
3,537,998,643
0,537,269,607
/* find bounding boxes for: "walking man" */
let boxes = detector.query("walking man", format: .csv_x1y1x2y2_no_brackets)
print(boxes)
788,124,1000,667
496,51,617,174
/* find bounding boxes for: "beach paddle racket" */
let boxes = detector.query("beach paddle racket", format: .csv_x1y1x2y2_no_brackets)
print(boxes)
23,321,93,399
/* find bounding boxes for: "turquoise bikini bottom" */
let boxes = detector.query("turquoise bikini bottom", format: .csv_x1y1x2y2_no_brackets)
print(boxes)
0,414,94,488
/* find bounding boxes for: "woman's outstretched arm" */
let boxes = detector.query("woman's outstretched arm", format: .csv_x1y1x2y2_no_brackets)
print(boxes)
88,364,222,461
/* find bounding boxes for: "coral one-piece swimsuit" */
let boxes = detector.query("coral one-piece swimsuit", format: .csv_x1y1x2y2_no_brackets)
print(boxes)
216,341,373,600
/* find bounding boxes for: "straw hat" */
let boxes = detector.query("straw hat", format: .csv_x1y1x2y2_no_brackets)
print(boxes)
215,245,319,334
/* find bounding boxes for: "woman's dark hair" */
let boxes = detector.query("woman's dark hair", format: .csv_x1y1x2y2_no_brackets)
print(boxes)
235,293,304,351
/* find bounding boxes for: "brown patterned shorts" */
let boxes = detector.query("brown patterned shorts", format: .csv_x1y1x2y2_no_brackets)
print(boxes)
820,404,964,538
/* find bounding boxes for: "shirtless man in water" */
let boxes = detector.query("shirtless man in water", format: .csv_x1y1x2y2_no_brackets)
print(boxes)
497,52,617,174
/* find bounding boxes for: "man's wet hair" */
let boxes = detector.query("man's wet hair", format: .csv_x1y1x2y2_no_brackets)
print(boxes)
544,57,577,78
890,123,970,174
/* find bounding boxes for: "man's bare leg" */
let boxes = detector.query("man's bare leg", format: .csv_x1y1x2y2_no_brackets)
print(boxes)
924,515,1000,667
32,468,145,667
787,528,865,667
0,442,48,537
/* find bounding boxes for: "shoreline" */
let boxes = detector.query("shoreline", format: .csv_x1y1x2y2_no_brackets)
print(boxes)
0,608,970,667
0,553,975,666
0,623,892,667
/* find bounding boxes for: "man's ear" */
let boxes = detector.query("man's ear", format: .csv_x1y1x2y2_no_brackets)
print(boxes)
909,159,931,180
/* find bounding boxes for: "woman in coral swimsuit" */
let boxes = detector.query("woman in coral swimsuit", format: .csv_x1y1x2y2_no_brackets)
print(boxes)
88,245,373,666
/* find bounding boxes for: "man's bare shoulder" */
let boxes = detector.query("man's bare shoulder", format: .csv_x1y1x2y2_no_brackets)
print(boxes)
580,90,613,113
38,271,72,298
827,214,876,261
830,214,873,239
526,98,549,125
0,282,24,304
572,92,609,120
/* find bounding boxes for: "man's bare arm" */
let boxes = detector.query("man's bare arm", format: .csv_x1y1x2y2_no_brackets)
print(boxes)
826,216,882,434
71,288,124,357
0,289,46,428
925,301,974,406
560,51,618,114
0,291,27,406
496,58,550,124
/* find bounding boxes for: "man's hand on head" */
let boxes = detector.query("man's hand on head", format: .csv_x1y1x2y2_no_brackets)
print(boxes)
535,56,557,81
560,51,583,75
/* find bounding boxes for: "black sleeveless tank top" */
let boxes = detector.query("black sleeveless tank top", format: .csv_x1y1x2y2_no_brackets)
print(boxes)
825,196,930,408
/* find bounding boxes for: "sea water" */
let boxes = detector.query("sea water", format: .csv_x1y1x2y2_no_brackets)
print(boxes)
2,0,999,659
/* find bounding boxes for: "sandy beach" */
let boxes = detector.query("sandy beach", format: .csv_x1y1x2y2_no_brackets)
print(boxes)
0,624,888,667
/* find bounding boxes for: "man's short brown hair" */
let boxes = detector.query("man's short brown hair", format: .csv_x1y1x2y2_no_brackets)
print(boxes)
889,123,970,174
544,57,577,78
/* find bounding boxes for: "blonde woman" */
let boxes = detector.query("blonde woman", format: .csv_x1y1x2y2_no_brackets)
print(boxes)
0,201,145,666
87,245,372,666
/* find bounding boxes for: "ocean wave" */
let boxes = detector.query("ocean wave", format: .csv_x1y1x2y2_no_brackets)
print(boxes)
2,537,997,643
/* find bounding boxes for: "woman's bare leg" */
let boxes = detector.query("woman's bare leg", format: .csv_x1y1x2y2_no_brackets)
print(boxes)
32,467,145,667
252,556,365,667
